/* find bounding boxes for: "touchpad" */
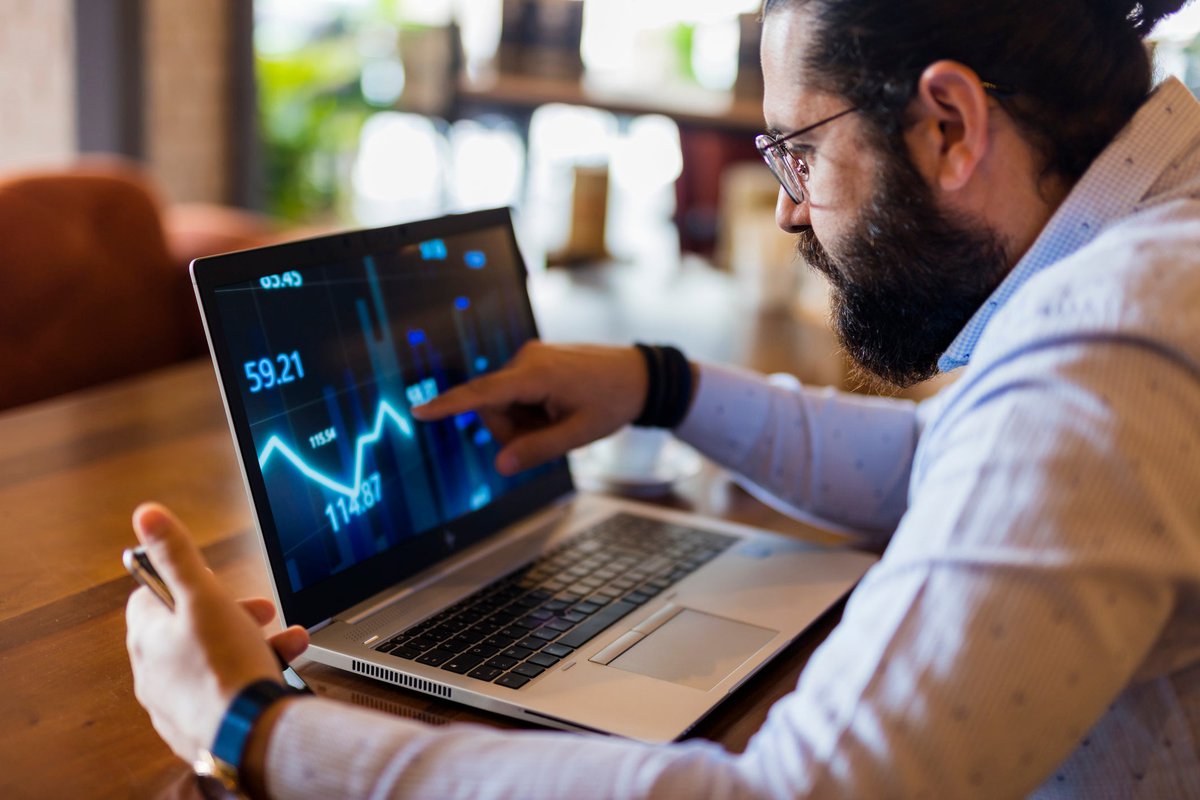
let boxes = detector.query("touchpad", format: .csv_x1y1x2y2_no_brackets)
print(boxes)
608,608,777,691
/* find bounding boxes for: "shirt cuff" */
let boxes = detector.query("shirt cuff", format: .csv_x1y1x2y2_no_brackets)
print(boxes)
264,696,424,800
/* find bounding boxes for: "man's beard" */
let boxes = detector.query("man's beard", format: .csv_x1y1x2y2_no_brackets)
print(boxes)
797,141,1011,389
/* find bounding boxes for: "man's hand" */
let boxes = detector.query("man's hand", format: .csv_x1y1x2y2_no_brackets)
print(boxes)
412,342,648,475
124,503,309,761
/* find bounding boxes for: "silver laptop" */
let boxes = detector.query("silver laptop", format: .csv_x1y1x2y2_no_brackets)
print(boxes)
190,208,876,742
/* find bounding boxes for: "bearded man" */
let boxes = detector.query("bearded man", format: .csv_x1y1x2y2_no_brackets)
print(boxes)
127,0,1200,796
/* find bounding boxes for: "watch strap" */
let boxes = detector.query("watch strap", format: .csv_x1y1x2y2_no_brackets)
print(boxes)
208,679,296,786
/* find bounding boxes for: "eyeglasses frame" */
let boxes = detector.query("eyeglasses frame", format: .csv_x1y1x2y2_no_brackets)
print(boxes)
756,80,1017,205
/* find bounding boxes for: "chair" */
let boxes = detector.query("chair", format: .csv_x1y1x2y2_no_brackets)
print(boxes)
0,159,280,411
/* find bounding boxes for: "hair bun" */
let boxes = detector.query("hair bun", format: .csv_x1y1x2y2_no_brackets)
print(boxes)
1089,0,1191,35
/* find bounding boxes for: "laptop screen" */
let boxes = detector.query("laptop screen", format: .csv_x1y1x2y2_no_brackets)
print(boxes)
192,209,573,629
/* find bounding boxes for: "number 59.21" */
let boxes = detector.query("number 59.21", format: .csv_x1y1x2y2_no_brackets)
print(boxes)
244,351,304,394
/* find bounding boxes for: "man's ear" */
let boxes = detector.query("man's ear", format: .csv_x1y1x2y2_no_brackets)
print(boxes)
904,61,991,193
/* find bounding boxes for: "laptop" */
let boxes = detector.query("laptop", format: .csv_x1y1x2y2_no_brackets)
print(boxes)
190,207,877,742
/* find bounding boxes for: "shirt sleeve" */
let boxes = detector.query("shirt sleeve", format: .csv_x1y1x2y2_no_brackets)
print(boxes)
266,342,1197,799
673,362,919,538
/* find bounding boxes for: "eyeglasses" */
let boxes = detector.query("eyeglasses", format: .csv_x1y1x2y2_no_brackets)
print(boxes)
755,106,859,205
756,81,1017,206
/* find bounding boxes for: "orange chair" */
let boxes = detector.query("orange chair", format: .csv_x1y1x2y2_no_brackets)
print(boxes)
0,159,280,411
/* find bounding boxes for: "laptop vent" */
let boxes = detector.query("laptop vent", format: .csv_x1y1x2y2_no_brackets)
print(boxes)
351,659,452,699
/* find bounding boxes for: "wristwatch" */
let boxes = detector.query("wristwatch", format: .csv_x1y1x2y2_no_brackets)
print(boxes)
194,680,297,798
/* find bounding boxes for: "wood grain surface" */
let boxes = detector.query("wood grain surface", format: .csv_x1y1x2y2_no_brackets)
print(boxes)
1,262,858,799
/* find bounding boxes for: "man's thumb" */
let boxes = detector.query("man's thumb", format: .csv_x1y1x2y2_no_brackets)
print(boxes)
132,503,210,599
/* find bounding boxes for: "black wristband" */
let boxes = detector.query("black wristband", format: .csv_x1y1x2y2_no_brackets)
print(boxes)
632,343,694,428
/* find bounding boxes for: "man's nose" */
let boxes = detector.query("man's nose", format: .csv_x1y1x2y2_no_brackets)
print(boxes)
775,187,811,232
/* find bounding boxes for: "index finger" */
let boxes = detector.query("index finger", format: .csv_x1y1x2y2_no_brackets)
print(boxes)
131,503,214,602
411,370,545,422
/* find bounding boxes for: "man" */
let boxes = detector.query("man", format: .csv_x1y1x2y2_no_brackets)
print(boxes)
127,0,1200,796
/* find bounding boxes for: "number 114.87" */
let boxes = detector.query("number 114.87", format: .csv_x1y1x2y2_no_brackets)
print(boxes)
324,472,382,532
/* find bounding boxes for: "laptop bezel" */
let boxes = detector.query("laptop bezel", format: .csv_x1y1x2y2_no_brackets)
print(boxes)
191,207,575,630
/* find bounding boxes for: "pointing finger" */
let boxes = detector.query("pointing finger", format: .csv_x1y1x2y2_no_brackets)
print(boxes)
412,370,545,422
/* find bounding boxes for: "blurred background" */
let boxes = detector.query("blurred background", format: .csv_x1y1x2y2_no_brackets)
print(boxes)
3,0,1200,410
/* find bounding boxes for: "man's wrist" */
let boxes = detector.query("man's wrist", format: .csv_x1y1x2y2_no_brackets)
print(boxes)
197,679,299,799
240,695,300,800
631,343,695,428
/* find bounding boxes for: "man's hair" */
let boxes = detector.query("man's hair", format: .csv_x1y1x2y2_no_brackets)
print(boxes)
764,0,1190,183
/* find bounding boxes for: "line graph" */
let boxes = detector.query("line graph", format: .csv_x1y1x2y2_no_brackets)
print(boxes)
212,232,539,593
258,399,413,498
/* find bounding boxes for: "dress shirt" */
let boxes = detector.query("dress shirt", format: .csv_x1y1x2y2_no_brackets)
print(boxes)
265,78,1200,799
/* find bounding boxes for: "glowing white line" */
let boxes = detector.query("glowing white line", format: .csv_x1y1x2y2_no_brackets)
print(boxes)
258,400,413,498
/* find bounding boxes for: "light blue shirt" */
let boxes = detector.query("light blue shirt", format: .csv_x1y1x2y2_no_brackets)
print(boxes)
262,80,1200,799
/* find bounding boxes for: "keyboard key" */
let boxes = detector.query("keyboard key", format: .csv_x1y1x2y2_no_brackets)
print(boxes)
561,611,587,623
415,649,455,667
441,653,485,674
625,591,651,606
465,644,499,659
517,637,545,651
495,673,530,689
390,646,421,660
447,635,478,652
467,665,505,682
429,622,465,640
406,636,440,652
531,628,560,641
573,602,601,615
512,662,545,679
486,656,519,671
557,600,639,649
542,643,574,658
484,634,516,649
502,646,534,661
544,618,574,632
527,652,560,668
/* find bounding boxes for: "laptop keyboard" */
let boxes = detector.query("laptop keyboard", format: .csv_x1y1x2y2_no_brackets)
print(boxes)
374,513,736,689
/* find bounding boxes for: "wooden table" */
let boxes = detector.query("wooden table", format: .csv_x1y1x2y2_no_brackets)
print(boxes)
0,262,852,799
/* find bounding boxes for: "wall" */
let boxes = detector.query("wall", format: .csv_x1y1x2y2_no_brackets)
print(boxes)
143,0,234,204
0,0,76,171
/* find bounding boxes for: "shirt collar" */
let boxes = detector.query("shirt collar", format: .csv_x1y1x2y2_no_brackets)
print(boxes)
938,77,1200,372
